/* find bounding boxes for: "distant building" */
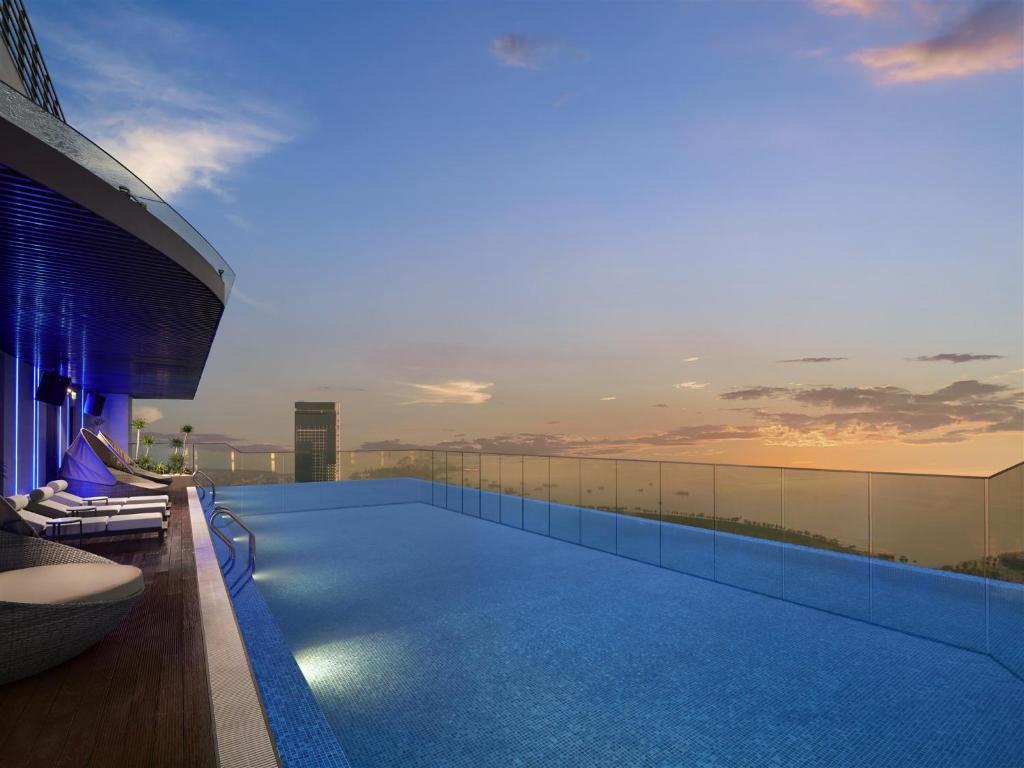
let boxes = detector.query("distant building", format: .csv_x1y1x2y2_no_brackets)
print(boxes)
294,401,341,482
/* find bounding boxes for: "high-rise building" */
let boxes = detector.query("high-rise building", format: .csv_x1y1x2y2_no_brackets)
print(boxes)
294,401,341,482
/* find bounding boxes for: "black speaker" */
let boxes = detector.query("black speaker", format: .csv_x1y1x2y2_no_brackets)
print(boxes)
36,371,71,406
84,391,107,418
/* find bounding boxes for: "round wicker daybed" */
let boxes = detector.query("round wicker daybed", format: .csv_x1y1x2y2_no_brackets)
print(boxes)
0,530,144,685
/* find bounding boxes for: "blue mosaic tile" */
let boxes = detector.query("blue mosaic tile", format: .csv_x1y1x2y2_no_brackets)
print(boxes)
235,498,1024,768
214,481,1024,768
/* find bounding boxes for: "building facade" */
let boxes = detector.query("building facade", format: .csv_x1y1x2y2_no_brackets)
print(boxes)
294,401,341,482
0,0,232,495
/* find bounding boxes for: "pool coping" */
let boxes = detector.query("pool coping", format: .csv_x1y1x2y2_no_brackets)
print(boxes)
188,486,282,768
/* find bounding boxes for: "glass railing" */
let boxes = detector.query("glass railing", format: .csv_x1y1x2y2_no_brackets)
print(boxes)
208,446,1022,676
0,80,235,298
199,444,1022,586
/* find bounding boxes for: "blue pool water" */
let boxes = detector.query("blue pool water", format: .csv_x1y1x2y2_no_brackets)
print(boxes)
218,493,1024,768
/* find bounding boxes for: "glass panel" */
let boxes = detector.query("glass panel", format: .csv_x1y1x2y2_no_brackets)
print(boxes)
989,462,1024,678
549,457,581,543
480,454,502,522
523,455,549,534
660,462,715,578
989,463,1024,583
445,452,463,512
870,473,986,650
782,469,870,620
871,474,985,570
462,452,481,517
579,458,616,552
499,454,523,528
523,456,549,501
549,457,580,506
579,458,615,511
338,451,380,480
616,460,660,564
715,465,784,597
616,461,659,520
784,469,869,554
431,450,446,507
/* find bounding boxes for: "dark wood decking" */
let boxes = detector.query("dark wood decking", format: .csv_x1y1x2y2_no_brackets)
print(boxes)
0,479,216,768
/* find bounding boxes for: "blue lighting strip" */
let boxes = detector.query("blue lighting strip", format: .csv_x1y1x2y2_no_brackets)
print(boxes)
12,358,19,493
32,365,39,490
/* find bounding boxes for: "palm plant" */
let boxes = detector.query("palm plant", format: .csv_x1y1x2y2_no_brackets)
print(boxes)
130,418,146,459
170,437,183,455
181,424,193,462
142,434,154,458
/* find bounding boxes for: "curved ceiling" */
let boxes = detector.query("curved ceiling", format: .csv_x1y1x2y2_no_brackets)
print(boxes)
0,161,226,398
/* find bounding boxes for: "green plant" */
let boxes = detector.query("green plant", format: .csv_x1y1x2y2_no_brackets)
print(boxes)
170,437,183,455
168,453,185,473
130,417,146,459
136,455,153,470
154,462,169,474
142,434,154,458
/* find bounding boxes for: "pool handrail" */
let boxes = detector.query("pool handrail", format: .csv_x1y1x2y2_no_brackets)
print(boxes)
193,468,216,503
210,505,256,595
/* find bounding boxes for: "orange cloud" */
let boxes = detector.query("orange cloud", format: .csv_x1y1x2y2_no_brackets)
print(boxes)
811,0,885,17
852,1,1023,83
404,380,494,405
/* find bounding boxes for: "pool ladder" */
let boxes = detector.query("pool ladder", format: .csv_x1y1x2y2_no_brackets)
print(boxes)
209,504,256,596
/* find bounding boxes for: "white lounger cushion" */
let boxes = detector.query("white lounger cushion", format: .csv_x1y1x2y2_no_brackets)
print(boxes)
118,495,170,506
47,480,170,508
106,512,164,533
117,503,168,517
0,563,143,604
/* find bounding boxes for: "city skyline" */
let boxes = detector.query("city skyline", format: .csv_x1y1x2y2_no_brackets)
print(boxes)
37,0,1023,475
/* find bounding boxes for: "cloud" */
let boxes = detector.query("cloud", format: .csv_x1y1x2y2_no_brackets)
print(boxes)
403,380,494,405
811,0,886,17
758,379,1024,444
674,381,710,390
720,386,793,401
778,357,848,363
852,1,1024,83
600,396,617,401
683,356,701,363
492,34,556,69
231,286,276,313
132,405,163,424
99,120,284,199
41,10,291,200
909,353,1005,364
422,376,1021,456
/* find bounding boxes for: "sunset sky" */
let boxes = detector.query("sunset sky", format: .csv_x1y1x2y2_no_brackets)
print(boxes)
37,0,1023,475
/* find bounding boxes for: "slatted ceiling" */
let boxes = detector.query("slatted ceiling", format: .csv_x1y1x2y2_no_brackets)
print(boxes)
0,162,225,398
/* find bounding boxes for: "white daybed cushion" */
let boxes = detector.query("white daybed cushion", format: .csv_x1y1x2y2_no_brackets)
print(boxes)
118,495,170,506
0,563,143,604
117,503,168,518
106,512,163,533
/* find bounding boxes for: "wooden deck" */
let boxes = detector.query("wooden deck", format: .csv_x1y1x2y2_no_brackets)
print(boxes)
0,479,217,768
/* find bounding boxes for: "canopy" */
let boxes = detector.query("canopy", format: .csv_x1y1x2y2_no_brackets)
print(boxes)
60,430,118,486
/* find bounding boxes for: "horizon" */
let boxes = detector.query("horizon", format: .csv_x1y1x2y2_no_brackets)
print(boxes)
36,0,1023,476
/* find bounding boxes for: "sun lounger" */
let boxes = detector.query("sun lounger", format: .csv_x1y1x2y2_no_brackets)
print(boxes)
8,494,165,543
47,479,170,510
28,487,167,520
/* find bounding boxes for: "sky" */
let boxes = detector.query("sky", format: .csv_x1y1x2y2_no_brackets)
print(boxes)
33,0,1024,475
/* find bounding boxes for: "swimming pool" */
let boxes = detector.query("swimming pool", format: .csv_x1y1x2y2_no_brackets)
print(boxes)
213,478,1024,768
